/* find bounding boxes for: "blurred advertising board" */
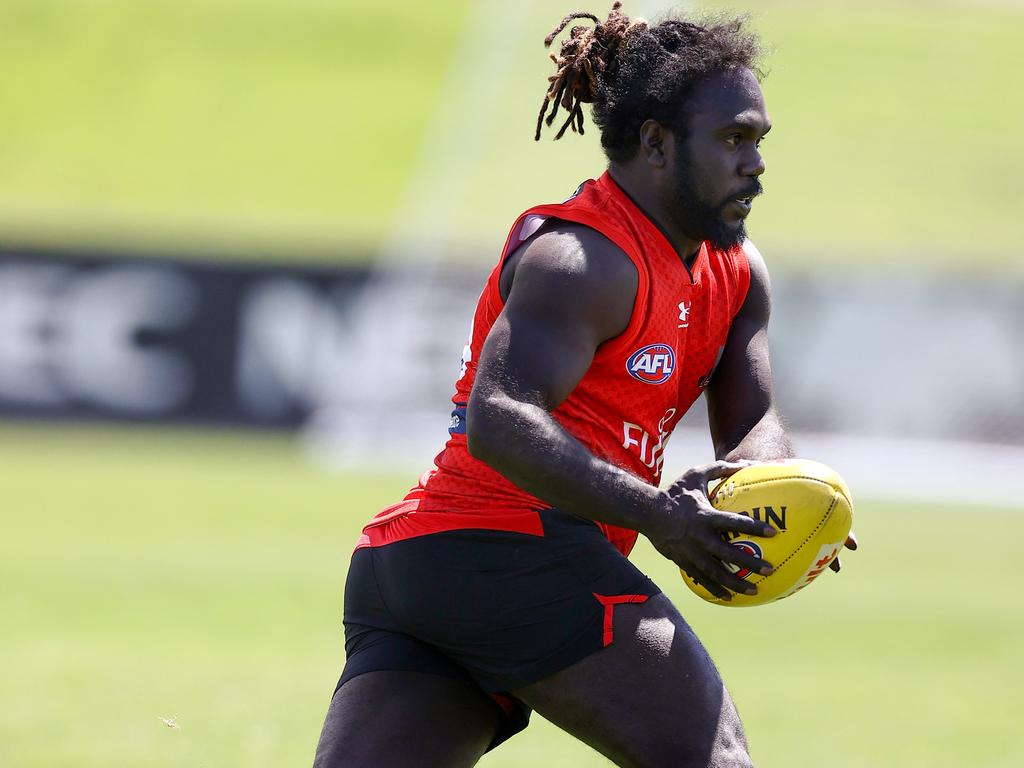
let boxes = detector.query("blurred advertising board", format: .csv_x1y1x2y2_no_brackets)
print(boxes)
1,247,1022,445
0,247,375,427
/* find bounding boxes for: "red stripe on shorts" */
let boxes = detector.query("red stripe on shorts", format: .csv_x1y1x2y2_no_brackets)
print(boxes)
592,593,650,647
489,692,517,717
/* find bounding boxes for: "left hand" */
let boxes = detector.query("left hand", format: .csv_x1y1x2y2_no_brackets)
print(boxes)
829,531,859,572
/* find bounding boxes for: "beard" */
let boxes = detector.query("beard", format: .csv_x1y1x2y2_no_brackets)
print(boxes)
671,151,761,251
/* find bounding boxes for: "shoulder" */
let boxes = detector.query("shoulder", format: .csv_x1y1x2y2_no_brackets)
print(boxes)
501,220,638,305
500,220,639,342
510,220,635,281
741,239,769,288
738,239,771,316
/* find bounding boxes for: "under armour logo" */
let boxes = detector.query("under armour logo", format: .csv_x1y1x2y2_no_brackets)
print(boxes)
678,301,691,328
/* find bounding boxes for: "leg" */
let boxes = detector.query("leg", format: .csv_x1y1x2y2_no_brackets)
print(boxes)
512,593,752,768
313,670,500,768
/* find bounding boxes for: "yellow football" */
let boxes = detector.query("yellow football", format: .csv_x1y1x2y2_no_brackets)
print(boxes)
681,459,853,607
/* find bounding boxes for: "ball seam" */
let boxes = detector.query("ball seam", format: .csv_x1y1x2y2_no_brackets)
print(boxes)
770,494,839,575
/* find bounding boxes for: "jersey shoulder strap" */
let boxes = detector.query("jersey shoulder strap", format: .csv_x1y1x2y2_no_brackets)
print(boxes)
490,174,652,357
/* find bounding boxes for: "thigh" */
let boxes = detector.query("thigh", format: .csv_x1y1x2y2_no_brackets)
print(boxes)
313,671,500,768
511,593,752,768
370,511,661,693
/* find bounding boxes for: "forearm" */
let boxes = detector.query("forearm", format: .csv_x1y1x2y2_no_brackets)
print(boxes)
467,393,664,531
716,406,793,462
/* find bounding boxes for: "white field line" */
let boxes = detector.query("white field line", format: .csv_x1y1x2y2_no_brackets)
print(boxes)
378,0,534,267
379,0,694,267
303,422,1024,509
662,429,1024,508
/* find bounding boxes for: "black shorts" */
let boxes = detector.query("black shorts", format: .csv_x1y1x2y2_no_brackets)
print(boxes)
337,509,661,750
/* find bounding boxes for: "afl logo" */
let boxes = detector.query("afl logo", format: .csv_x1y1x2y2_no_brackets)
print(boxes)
728,540,763,580
626,343,676,384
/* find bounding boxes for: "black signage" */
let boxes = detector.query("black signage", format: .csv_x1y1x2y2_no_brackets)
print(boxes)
0,246,374,428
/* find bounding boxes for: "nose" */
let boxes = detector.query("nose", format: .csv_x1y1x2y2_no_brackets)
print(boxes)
742,147,766,178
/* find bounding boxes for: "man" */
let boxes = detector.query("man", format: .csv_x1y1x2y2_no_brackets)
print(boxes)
315,5,853,766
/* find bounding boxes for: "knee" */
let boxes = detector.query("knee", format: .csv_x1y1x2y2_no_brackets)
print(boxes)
633,739,752,768
708,734,754,768
632,740,752,768
624,697,753,768
707,695,754,768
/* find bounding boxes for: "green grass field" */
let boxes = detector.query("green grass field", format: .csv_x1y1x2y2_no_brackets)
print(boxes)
3,424,1022,767
1,1,1022,267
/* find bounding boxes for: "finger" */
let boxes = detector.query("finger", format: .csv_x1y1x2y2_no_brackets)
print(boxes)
692,551,758,596
845,531,859,551
667,462,758,503
691,571,733,602
707,536,773,575
707,509,776,538
681,563,733,601
699,459,756,483
829,556,842,573
672,460,753,491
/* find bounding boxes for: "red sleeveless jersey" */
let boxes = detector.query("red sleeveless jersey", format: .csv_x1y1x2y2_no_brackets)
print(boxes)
356,172,750,556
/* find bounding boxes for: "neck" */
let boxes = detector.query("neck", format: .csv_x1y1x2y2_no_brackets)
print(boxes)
607,163,702,263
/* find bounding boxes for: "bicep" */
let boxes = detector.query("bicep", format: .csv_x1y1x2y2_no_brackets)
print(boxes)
471,228,637,411
475,300,599,410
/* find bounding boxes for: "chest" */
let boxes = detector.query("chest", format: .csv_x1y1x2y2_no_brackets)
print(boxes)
635,273,735,387
603,267,738,450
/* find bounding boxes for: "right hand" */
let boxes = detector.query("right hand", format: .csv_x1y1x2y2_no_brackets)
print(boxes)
644,461,777,601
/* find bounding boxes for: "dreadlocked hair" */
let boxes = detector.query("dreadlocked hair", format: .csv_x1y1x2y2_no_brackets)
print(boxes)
535,2,644,141
535,3,765,163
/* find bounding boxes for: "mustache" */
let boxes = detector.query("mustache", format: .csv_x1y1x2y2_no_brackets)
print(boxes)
729,180,763,202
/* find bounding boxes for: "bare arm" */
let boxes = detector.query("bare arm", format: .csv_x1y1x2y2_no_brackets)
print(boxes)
467,223,658,529
704,240,857,569
467,223,776,600
705,240,794,462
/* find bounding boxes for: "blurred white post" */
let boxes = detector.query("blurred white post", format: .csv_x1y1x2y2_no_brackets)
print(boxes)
303,0,699,469
302,0,534,467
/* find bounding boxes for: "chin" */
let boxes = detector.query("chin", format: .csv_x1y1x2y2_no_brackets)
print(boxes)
705,221,747,251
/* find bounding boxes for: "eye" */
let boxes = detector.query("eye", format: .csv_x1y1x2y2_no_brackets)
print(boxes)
724,133,743,148
755,136,767,148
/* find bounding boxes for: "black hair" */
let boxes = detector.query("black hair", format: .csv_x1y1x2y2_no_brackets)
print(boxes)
536,2,764,163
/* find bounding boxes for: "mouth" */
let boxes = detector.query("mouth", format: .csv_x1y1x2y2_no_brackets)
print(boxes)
725,183,762,218
728,197,753,217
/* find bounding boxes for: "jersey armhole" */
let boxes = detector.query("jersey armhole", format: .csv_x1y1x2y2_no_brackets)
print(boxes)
488,205,651,360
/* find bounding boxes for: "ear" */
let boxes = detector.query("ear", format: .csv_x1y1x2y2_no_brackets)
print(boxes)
639,119,670,169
